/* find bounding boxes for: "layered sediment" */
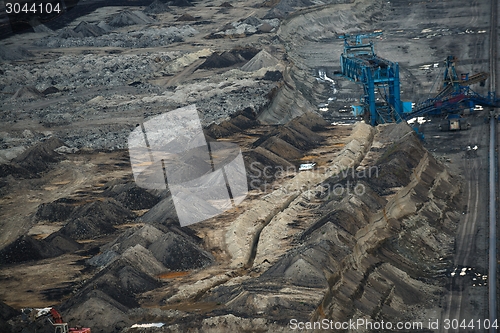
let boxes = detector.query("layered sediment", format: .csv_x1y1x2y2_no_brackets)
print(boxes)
126,122,460,333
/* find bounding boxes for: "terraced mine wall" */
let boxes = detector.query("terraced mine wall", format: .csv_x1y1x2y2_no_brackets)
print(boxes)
1,109,461,333
0,1,470,332
138,123,460,333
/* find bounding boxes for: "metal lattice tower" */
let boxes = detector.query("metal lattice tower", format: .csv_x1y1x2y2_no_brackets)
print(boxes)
338,32,403,126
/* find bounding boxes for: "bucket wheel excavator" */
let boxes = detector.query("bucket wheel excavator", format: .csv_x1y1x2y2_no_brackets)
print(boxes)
336,32,500,126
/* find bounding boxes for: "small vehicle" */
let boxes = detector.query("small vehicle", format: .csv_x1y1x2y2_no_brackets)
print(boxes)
439,114,470,131
299,162,316,171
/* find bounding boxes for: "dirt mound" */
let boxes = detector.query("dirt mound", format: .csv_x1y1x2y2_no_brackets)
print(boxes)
267,118,323,150
32,23,53,33
164,151,213,184
247,146,294,169
143,0,171,14
79,267,146,308
102,182,161,210
44,232,83,253
109,10,155,27
58,21,107,39
72,255,162,313
236,106,258,119
203,247,334,320
0,235,60,264
0,231,81,264
42,86,60,95
61,290,131,333
366,124,427,195
9,137,66,176
198,51,244,69
205,107,258,139
244,146,295,187
205,121,242,138
240,50,279,72
263,6,292,19
97,21,112,32
253,116,323,150
258,76,318,125
177,13,197,21
11,86,44,100
0,301,18,333
0,46,33,61
139,196,178,225
232,46,260,60
199,47,259,69
275,126,319,150
220,2,233,7
60,199,135,240
229,114,257,130
87,249,119,267
149,231,214,270
0,301,18,321
169,0,194,6
288,117,324,138
35,197,78,222
292,111,329,131
102,224,165,254
259,136,303,161
242,16,262,26
57,27,82,38
376,121,418,145
0,163,31,179
280,0,315,7
263,0,314,18
121,244,167,275
73,21,107,37
262,70,283,81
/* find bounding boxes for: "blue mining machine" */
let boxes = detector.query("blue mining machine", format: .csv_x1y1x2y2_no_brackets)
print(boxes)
337,32,500,127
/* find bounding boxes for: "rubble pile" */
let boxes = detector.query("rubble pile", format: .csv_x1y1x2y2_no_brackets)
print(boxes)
240,50,280,72
11,86,45,101
198,47,259,69
208,16,279,38
0,53,170,93
0,302,18,333
35,25,197,48
169,0,194,7
0,233,81,265
59,198,136,240
108,10,156,27
102,182,162,210
0,137,66,178
0,46,33,61
58,21,108,38
35,198,78,222
176,13,197,21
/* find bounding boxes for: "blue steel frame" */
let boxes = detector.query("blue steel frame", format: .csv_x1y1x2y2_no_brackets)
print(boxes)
339,36,402,126
338,35,500,125
406,56,500,119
